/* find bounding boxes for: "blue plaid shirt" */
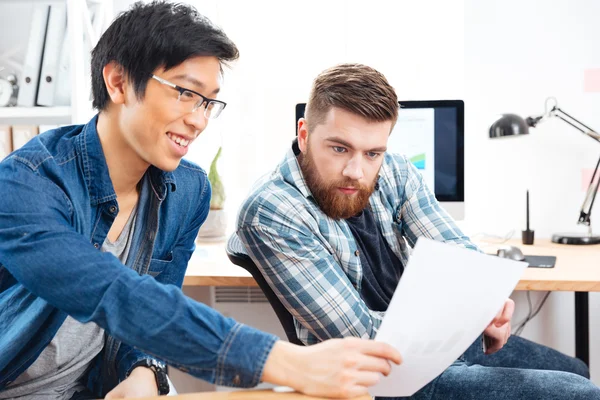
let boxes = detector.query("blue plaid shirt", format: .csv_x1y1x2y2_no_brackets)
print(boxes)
237,142,478,345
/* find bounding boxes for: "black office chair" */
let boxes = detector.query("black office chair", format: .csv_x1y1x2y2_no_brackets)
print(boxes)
226,233,304,346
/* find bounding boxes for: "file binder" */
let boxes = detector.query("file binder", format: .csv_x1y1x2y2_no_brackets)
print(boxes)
17,4,50,107
37,4,67,107
54,27,71,107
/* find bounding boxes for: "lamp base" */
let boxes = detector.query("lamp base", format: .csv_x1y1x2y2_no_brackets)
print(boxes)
551,232,600,245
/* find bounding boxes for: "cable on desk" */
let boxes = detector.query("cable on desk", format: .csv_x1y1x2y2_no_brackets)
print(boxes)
513,291,551,336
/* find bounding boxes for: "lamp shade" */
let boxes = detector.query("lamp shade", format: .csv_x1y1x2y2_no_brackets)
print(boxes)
489,114,530,138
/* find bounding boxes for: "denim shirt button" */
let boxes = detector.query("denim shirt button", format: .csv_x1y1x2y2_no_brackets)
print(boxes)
232,374,241,385
93,243,100,249
354,249,360,256
109,205,117,214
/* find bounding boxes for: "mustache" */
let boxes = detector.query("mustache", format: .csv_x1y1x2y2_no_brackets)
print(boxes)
331,178,371,192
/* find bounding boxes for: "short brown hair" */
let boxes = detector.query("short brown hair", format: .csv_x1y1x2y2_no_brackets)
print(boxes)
305,63,398,132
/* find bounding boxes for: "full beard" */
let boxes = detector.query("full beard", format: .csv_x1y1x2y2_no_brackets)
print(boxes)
299,148,377,220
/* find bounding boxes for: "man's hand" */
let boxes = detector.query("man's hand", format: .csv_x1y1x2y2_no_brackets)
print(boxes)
105,366,158,399
483,299,515,355
262,337,402,399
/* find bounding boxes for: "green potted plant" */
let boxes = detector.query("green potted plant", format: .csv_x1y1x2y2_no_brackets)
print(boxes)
197,147,228,241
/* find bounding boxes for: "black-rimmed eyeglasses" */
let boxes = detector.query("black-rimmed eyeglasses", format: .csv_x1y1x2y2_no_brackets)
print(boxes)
151,74,226,119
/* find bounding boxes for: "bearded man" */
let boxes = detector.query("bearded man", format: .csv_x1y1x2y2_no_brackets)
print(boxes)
235,63,598,400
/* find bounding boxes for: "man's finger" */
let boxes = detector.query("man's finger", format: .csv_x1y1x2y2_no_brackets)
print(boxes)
495,299,515,327
360,341,402,365
355,371,383,386
356,354,392,376
504,299,515,320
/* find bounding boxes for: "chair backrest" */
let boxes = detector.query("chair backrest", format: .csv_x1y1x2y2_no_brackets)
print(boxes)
226,234,304,346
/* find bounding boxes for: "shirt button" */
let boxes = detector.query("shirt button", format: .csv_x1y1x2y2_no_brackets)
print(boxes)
94,243,100,249
109,205,117,214
232,374,241,385
355,250,360,256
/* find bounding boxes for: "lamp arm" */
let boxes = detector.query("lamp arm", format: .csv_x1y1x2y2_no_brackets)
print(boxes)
577,155,600,231
545,106,600,232
552,107,600,144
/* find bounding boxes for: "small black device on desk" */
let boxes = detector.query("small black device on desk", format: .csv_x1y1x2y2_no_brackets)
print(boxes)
496,246,556,268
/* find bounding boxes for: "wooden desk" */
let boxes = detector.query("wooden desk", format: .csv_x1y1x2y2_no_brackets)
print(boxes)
184,238,600,364
185,239,600,290
141,390,370,400
479,239,600,292
184,241,257,287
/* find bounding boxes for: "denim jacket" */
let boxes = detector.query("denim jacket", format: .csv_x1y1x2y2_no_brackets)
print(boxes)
0,116,277,397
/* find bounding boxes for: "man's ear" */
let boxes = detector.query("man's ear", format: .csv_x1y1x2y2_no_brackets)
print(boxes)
102,62,128,105
298,118,309,153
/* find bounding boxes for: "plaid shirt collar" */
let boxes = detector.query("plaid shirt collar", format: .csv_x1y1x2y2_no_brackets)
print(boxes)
279,139,313,199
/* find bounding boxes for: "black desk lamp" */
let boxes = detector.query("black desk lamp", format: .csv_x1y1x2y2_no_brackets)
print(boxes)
489,97,600,245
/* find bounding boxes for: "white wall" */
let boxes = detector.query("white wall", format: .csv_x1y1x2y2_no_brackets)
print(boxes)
465,0,600,238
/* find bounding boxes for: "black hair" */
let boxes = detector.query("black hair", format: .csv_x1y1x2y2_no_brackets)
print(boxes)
91,1,239,110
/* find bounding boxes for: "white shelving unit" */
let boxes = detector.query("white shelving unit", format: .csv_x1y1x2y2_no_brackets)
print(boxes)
0,106,71,125
0,0,113,126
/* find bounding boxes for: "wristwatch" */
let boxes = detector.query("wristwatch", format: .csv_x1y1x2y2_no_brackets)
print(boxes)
128,358,170,395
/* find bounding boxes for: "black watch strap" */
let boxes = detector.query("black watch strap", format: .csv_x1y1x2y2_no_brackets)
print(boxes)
129,359,170,395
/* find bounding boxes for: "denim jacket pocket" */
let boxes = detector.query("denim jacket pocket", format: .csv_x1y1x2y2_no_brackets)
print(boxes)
148,252,173,278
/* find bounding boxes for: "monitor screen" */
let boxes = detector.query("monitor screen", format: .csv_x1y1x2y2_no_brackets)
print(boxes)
295,100,464,205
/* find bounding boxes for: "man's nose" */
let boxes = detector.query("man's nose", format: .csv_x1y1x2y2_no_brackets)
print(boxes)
342,156,364,181
184,108,208,133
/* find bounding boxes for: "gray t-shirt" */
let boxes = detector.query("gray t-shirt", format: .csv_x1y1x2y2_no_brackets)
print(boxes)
1,207,137,400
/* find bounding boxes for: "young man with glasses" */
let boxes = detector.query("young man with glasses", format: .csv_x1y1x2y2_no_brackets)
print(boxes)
237,63,600,399
0,3,401,399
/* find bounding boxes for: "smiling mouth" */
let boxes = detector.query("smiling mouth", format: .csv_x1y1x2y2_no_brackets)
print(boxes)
167,132,190,147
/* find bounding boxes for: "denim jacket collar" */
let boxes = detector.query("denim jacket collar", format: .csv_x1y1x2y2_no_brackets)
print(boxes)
76,114,176,205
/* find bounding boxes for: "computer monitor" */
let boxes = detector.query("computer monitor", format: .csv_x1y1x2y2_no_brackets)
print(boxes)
295,100,465,220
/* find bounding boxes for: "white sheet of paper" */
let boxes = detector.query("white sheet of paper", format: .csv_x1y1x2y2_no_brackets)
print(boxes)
369,238,527,397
